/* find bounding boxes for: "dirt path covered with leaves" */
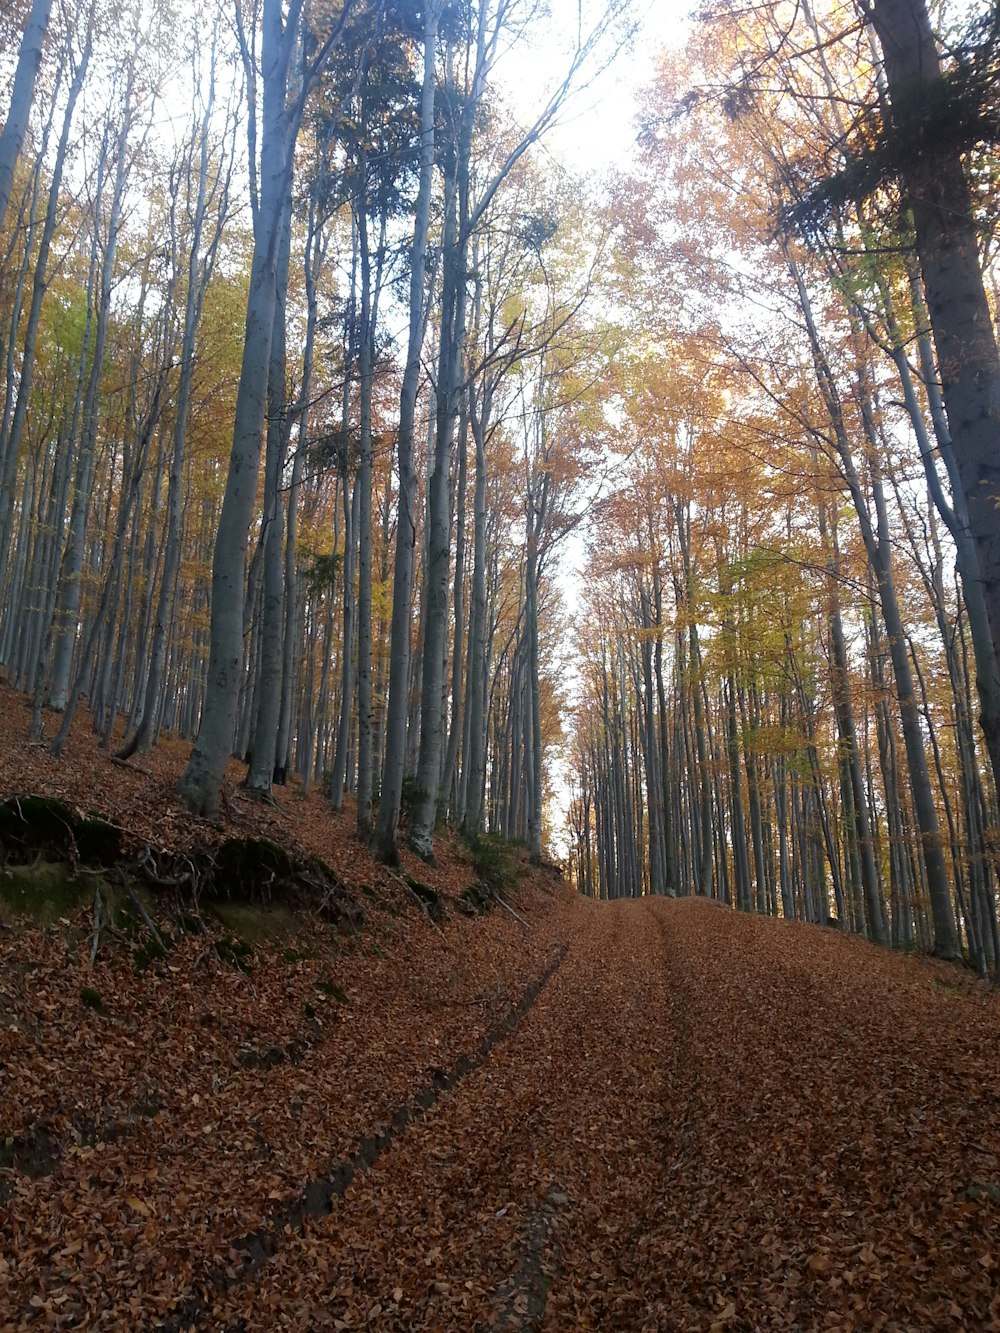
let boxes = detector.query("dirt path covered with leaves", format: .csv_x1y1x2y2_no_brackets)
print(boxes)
4,893,1000,1330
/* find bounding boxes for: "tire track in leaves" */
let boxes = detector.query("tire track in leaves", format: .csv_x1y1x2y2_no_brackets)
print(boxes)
163,943,567,1330
487,1183,571,1331
2,882,570,1327
619,898,1000,1331
209,898,682,1331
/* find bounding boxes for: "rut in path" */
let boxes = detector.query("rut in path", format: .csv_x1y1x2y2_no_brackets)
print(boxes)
210,897,1000,1331
6,894,1000,1330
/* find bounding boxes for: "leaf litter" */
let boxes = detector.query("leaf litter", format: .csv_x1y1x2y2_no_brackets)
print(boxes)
2,687,1000,1328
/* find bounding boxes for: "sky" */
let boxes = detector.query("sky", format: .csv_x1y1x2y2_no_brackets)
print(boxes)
491,0,695,852
502,0,694,175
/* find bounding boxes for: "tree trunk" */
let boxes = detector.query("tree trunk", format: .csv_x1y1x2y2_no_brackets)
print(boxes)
867,0,1000,793
178,0,301,817
245,190,293,797
0,30,89,596
118,55,226,759
0,0,53,237
372,0,440,862
355,188,375,837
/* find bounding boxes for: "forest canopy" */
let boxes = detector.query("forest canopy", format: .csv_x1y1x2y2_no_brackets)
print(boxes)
1,0,1000,972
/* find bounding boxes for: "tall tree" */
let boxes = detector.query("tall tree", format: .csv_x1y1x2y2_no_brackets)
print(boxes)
0,0,53,236
860,0,1000,789
371,0,441,862
178,0,351,817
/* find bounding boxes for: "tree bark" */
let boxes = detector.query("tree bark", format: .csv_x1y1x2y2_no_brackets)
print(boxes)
0,0,53,237
178,0,303,817
867,0,1000,796
372,0,440,862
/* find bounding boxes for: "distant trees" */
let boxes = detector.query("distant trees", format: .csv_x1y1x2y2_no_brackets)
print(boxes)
4,0,997,974
568,0,1000,974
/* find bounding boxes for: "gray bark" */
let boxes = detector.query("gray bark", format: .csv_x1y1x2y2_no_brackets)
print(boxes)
0,0,53,237
118,42,229,759
867,0,1000,809
245,191,293,796
179,0,311,816
410,162,466,859
49,95,132,711
355,189,375,836
372,0,440,862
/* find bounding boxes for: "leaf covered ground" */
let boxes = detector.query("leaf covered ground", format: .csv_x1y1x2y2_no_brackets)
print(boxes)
2,689,1000,1329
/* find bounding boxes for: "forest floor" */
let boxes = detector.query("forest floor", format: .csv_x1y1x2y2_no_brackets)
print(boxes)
2,688,1000,1329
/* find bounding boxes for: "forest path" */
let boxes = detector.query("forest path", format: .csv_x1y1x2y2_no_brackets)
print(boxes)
6,894,1000,1330
208,901,1000,1327
212,897,1000,1330
210,894,679,1329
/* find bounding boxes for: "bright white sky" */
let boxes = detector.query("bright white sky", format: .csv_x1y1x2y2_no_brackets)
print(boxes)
495,1,695,849
502,0,694,173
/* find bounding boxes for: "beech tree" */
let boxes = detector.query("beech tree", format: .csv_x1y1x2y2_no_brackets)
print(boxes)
0,0,53,236
5,0,998,974
565,0,1000,972
860,0,1000,789
117,20,236,760
178,0,352,816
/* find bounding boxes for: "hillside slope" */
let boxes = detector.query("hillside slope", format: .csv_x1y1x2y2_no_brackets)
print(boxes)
2,693,1000,1329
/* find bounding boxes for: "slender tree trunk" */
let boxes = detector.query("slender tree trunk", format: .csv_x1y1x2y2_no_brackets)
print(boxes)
178,0,302,817
0,31,90,596
355,191,375,836
441,393,469,816
48,102,132,711
245,191,293,797
118,56,226,759
372,0,440,862
410,155,467,859
0,0,53,237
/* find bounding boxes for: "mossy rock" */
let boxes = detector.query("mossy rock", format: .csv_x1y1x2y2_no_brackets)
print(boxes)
456,881,494,917
211,902,300,943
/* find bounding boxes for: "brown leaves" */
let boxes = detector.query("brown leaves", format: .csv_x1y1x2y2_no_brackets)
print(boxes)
3,690,1000,1327
0,689,578,1326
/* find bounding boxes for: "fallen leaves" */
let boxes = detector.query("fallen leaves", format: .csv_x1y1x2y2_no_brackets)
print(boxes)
3,688,1000,1327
